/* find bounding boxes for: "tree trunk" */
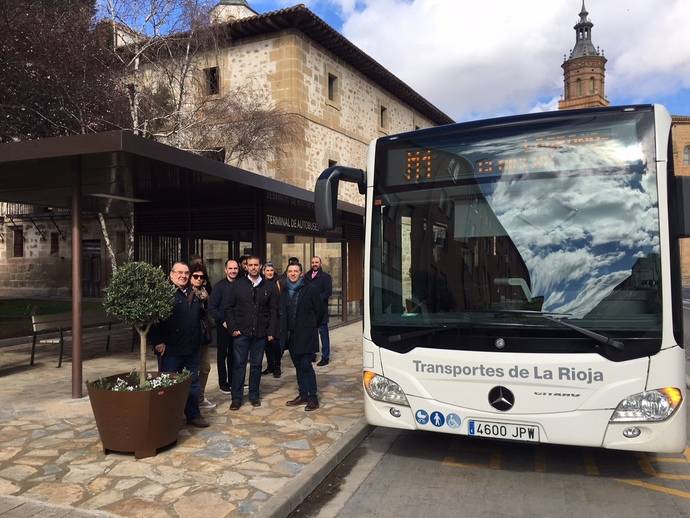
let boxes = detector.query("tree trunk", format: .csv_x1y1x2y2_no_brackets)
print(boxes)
137,324,151,388
98,212,118,272
127,211,135,261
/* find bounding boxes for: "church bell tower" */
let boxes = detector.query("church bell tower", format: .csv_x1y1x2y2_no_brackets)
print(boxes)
558,1,609,110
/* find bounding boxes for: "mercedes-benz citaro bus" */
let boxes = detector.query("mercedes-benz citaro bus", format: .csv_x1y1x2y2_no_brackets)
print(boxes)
315,105,690,452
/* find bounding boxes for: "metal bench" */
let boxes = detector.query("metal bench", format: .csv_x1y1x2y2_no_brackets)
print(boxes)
30,311,118,368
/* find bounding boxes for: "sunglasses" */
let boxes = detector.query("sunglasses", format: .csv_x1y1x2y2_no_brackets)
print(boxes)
191,274,206,279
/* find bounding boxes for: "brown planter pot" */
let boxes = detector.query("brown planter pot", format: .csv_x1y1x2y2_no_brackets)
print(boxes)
87,372,192,459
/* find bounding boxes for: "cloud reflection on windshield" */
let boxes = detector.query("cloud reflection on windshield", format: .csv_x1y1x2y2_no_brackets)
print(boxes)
485,163,659,318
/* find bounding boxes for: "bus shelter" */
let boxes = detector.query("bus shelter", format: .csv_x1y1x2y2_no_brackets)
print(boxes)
0,131,363,398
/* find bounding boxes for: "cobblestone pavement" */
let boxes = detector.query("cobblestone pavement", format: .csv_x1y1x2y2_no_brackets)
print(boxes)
0,323,363,517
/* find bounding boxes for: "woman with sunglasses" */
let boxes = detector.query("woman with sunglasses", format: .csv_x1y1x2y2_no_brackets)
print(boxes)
189,262,215,410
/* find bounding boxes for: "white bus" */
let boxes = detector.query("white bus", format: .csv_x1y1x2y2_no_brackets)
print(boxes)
316,105,687,452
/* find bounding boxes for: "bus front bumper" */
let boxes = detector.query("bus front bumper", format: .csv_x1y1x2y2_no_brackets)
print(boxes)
364,392,686,452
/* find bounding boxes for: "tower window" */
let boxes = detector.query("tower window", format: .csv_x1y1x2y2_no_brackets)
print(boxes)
204,67,220,96
590,78,595,94
683,145,690,166
577,78,583,96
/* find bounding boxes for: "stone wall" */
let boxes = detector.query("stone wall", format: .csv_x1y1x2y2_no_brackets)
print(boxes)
672,117,690,285
188,29,437,204
0,215,126,297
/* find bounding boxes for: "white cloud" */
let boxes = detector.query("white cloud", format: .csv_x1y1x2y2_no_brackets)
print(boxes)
330,0,690,121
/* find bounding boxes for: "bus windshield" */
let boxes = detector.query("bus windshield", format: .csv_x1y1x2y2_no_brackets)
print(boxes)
370,109,662,358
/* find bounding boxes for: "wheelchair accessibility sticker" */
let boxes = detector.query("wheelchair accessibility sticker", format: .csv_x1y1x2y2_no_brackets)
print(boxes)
446,413,461,428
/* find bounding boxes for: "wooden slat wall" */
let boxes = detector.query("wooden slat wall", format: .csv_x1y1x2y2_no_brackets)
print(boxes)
347,239,364,301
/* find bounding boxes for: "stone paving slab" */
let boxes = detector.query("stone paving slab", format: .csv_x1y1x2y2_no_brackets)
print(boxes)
0,323,364,517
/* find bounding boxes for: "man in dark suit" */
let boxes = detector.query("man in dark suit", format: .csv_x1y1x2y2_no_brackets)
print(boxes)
208,259,239,394
304,256,332,366
280,262,326,411
225,255,279,410
150,262,209,428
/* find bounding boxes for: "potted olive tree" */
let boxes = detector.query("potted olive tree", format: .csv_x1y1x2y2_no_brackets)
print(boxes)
87,261,191,459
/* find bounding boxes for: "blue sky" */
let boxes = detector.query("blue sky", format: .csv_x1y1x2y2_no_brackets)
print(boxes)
247,0,690,122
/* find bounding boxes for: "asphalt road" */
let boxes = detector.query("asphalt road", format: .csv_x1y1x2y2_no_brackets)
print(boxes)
290,301,690,518
291,418,690,518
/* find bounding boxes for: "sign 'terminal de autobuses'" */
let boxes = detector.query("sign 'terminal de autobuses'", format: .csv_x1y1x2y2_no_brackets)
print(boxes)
265,214,320,232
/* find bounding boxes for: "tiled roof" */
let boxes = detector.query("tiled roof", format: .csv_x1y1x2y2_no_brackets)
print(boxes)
221,4,454,125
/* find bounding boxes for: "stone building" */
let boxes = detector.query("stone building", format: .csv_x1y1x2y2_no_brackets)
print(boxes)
0,203,129,298
197,1,451,204
0,1,452,302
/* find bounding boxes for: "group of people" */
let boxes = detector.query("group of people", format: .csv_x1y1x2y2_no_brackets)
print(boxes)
149,255,333,428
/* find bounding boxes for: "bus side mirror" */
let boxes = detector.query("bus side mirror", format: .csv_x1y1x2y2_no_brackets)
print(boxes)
315,166,366,230
672,176,690,238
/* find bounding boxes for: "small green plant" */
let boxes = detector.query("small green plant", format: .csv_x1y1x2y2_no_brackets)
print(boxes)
103,261,176,388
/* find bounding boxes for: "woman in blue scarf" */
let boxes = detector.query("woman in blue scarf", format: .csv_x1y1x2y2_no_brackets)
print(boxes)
279,262,326,411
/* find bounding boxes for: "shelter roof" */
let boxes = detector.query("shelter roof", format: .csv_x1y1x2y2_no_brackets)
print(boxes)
0,130,364,217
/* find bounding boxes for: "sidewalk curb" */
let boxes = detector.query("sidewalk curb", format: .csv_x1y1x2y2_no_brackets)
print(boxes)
260,417,373,518
0,494,119,517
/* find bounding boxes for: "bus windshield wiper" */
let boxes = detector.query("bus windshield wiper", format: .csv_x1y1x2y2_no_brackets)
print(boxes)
489,309,625,350
542,315,624,350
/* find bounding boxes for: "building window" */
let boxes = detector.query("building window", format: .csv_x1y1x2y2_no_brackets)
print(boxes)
576,78,583,96
13,227,24,258
590,77,595,94
324,65,340,108
50,232,59,255
204,66,220,95
379,104,389,130
684,145,690,166
327,73,338,102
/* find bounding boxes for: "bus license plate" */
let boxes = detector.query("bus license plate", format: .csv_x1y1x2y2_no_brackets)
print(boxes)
468,420,539,442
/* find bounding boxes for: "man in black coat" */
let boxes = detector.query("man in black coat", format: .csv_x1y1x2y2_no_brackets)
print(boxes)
208,259,240,394
280,262,326,411
150,262,209,428
304,256,332,366
225,255,279,409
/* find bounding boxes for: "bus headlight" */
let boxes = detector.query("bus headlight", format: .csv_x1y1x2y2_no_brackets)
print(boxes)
363,371,410,407
609,388,682,423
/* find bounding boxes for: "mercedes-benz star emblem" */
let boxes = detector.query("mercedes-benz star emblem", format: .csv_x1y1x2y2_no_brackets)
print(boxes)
488,386,515,412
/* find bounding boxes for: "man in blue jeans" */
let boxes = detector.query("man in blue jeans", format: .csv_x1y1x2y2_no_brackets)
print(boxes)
150,262,209,428
225,255,279,410
304,256,332,366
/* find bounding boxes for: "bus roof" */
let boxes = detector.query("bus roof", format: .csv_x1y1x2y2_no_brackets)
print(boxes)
383,105,657,143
